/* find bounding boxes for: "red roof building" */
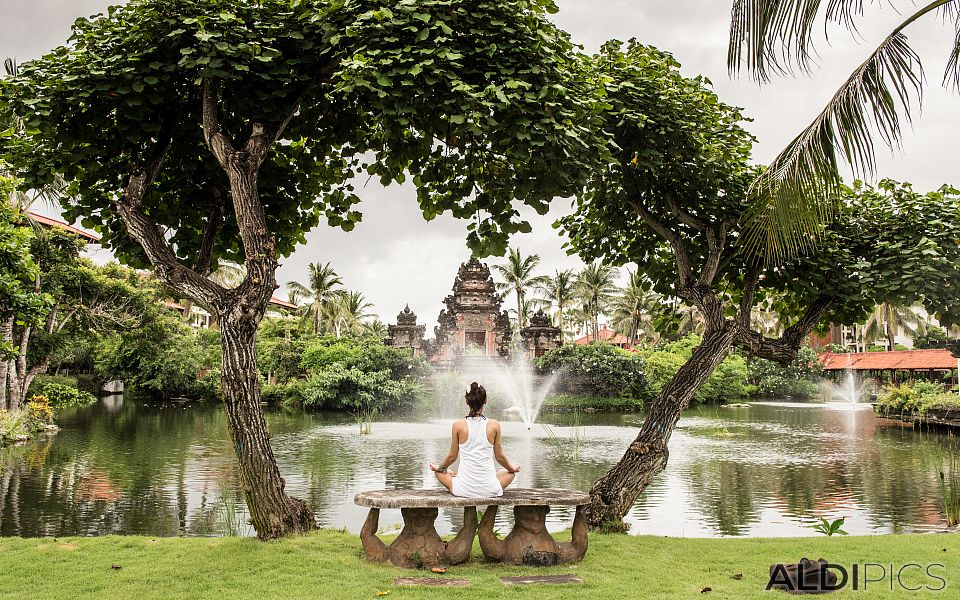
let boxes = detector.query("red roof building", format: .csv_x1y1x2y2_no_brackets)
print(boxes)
820,349,958,372
27,211,101,243
821,349,959,387
574,326,633,349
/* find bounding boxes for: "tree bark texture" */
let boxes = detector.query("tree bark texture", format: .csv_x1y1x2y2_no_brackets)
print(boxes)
105,81,315,539
586,324,736,528
220,315,314,540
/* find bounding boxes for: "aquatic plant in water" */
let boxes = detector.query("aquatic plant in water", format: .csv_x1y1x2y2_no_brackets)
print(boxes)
811,517,848,536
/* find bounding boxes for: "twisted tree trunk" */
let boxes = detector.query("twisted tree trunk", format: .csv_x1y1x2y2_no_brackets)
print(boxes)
586,324,737,528
220,312,314,539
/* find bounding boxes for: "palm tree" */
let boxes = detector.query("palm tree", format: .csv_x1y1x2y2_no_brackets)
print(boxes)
325,290,375,338
537,269,576,343
565,305,593,341
508,296,539,331
492,248,549,329
727,1,958,256
287,261,344,335
610,270,658,346
863,302,930,351
575,262,619,341
362,319,389,339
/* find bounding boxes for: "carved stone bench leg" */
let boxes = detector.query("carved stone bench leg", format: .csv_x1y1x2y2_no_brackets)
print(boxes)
360,508,388,562
558,504,588,564
478,505,503,561
479,505,589,566
389,507,446,569
445,506,478,565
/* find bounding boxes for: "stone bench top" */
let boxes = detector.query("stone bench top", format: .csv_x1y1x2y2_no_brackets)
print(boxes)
355,488,590,509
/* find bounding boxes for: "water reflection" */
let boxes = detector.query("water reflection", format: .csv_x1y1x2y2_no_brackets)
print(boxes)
0,399,953,538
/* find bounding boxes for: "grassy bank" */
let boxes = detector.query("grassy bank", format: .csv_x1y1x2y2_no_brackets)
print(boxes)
541,394,644,412
2,530,958,599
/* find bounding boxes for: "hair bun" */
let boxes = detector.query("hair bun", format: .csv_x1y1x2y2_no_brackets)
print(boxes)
470,382,479,392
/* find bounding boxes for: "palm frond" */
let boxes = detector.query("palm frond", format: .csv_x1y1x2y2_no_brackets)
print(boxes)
286,281,311,300
945,14,960,89
741,27,924,257
728,0,874,82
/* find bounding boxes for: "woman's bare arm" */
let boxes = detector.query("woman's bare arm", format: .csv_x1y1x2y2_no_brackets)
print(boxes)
491,421,520,473
431,421,462,471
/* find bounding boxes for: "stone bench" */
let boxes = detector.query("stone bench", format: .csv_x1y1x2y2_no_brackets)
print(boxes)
354,488,589,568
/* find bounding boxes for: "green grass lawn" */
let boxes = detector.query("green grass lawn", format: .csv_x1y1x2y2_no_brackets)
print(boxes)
2,530,957,599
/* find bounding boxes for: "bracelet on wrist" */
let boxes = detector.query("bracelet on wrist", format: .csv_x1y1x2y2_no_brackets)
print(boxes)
436,465,447,473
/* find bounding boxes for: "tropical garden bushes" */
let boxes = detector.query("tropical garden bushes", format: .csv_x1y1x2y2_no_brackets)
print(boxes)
536,342,648,399
258,334,430,414
747,346,824,400
875,382,960,416
26,375,97,407
536,335,750,405
637,336,749,404
0,395,56,446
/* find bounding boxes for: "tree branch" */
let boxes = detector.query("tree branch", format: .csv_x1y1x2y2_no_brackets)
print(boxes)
629,197,694,287
736,295,834,364
193,187,226,276
202,79,235,168
665,193,709,231
115,124,224,307
736,266,762,328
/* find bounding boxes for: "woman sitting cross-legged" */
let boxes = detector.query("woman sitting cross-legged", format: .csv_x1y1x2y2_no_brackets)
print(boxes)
429,382,520,497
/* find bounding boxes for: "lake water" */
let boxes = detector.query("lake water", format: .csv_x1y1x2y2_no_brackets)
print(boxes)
0,398,954,538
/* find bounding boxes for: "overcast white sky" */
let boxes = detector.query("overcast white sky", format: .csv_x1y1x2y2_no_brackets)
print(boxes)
4,1,958,326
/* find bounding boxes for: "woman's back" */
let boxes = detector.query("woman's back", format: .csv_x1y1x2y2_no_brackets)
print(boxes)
451,417,503,498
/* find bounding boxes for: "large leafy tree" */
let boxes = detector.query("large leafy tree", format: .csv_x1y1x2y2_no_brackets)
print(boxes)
560,40,960,528
728,0,960,255
493,247,549,329
1,0,598,539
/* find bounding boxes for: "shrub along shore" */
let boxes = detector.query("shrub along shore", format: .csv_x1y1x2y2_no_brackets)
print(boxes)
0,530,955,599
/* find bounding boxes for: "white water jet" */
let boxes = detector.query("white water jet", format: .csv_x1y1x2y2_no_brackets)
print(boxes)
431,354,559,428
818,354,867,403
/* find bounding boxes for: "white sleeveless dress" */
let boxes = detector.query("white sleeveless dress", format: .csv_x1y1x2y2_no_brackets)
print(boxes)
451,416,504,498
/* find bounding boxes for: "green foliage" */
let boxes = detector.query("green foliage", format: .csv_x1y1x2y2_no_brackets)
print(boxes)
542,394,644,412
267,336,429,414
811,516,848,537
0,178,51,357
27,381,96,408
303,364,421,413
696,354,748,404
536,343,648,399
914,328,949,350
27,374,79,394
638,336,750,404
0,409,33,445
748,346,824,400
95,310,213,400
300,336,431,381
257,335,310,385
875,382,960,416
2,0,602,262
